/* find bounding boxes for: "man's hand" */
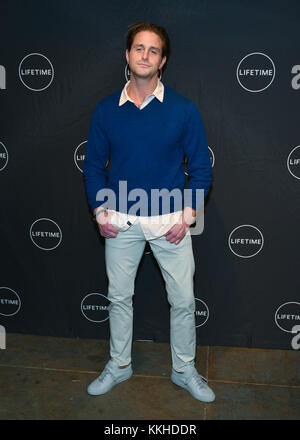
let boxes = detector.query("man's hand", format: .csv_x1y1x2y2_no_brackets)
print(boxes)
164,221,188,245
94,210,118,238
164,207,196,245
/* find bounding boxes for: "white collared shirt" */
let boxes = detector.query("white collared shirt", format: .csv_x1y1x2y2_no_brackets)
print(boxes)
119,79,164,109
107,79,184,240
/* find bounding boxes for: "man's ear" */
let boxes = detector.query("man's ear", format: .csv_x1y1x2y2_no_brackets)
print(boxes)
159,56,167,70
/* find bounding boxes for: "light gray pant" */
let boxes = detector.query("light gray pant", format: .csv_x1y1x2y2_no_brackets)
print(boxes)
105,220,196,372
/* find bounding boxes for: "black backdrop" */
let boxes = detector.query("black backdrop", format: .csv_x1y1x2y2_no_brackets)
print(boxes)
1,0,300,350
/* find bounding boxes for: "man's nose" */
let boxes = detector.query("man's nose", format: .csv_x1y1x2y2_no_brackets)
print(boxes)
142,49,149,60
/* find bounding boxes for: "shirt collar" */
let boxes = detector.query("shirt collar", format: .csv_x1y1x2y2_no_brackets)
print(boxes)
119,79,164,106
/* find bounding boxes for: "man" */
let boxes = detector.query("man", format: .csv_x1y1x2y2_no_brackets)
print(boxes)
83,22,215,402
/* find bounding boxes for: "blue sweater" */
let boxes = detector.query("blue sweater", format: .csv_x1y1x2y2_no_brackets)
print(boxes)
83,85,212,216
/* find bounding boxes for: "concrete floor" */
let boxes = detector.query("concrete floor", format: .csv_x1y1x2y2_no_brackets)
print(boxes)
0,333,299,420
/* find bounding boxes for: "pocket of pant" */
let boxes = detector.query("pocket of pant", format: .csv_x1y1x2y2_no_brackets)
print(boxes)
110,212,132,232
111,222,131,232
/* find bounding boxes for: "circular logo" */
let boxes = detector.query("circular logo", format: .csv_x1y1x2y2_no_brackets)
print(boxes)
19,53,54,91
208,146,215,168
228,225,264,258
74,141,87,172
0,141,8,171
81,293,110,323
195,298,209,328
236,52,275,92
287,145,300,180
0,287,21,316
275,302,300,333
30,218,62,250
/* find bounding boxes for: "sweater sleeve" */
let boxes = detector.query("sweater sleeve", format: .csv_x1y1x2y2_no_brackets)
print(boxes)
83,104,111,212
181,101,212,210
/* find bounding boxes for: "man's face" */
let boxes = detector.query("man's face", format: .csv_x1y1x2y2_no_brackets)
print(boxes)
126,30,167,80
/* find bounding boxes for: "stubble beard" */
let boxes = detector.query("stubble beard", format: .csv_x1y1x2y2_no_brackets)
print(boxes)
129,65,159,81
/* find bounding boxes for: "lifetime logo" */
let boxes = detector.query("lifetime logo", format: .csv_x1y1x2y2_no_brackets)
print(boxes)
236,52,275,92
195,298,209,328
275,302,300,333
0,325,6,349
0,287,21,317
228,225,264,258
0,65,6,89
0,142,8,171
30,218,62,250
287,145,300,179
74,141,87,172
19,53,54,91
81,293,110,323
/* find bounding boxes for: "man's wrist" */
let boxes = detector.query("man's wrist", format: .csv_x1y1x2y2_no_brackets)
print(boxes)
92,206,107,222
182,207,196,226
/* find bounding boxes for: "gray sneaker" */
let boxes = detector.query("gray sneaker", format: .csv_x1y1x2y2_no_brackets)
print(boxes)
87,359,133,396
171,365,215,402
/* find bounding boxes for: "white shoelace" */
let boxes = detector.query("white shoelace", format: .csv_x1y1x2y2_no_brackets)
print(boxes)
187,371,208,388
98,367,114,383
